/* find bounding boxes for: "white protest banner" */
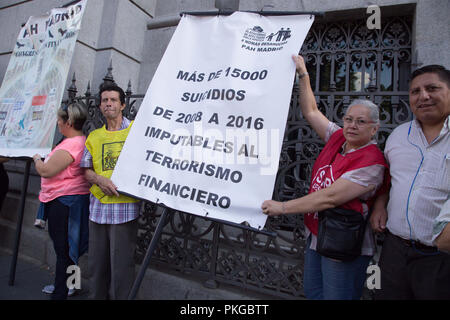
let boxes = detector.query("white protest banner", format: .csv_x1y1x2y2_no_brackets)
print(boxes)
112,12,314,230
0,0,87,157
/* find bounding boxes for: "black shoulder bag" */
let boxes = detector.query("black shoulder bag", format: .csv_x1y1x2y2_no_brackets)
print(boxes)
316,207,367,261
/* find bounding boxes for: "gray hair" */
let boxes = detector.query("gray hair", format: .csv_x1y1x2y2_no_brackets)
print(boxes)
345,99,380,125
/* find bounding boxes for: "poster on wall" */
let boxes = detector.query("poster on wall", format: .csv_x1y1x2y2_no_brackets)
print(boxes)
112,12,314,230
0,0,87,157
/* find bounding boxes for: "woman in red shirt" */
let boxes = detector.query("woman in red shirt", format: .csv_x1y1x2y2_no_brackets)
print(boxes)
262,55,388,300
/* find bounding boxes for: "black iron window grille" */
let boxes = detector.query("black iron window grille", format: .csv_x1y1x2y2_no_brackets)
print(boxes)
68,15,412,299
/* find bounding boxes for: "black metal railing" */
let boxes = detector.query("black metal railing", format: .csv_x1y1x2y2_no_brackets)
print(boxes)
66,15,412,299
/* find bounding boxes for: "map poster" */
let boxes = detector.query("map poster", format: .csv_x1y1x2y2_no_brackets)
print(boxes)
112,12,314,230
0,0,87,157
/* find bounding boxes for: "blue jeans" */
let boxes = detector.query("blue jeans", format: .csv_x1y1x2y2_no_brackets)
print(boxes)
303,236,371,300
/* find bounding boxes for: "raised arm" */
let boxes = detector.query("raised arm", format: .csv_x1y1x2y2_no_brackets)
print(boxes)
293,55,330,141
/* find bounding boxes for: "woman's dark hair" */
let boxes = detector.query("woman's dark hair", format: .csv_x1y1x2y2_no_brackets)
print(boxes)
57,102,87,131
99,84,126,105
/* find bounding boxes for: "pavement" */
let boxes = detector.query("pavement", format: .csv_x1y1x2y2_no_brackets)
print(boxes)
0,247,277,301
0,249,88,300
0,194,277,301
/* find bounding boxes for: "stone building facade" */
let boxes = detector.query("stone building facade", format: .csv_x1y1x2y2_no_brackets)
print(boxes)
0,0,449,299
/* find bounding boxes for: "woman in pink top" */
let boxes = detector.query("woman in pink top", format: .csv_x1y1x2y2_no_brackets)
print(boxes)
33,103,90,300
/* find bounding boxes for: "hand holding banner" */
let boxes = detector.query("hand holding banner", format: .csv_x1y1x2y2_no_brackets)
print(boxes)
112,12,314,230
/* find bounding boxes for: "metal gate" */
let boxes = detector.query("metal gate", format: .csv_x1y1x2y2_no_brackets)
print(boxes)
68,15,412,299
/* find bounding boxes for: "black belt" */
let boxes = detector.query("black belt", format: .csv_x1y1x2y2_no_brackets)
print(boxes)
387,230,438,252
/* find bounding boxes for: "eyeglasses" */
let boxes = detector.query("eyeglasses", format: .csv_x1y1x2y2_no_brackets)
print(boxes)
343,116,375,126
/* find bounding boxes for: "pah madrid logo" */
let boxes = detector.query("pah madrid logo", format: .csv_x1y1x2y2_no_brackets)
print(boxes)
241,25,291,53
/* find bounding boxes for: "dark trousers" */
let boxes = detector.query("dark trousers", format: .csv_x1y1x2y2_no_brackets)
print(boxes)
46,199,74,300
0,163,9,211
375,231,450,300
88,219,138,300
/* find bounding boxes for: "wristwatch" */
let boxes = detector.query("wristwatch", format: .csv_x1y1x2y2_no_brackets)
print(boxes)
298,71,308,79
